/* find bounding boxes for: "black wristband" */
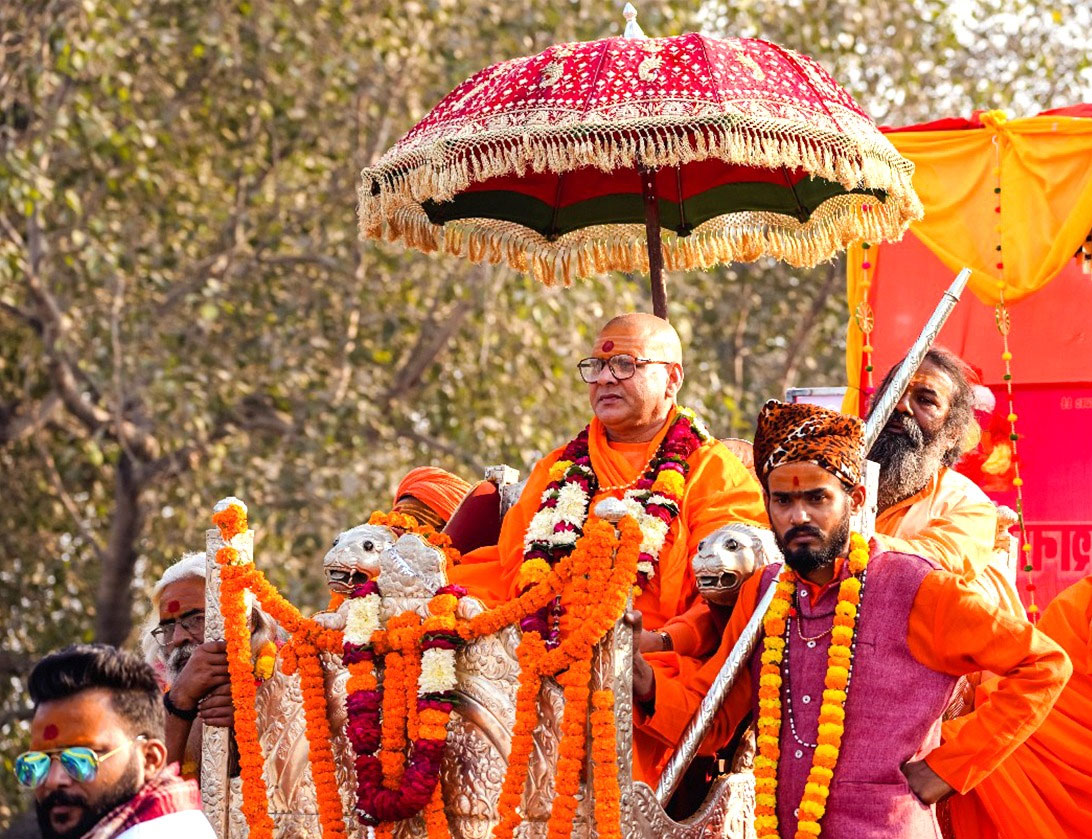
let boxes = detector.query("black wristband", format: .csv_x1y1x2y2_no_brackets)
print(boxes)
163,690,198,721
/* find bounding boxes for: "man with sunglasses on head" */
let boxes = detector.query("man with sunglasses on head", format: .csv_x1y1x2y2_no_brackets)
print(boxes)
19,644,215,839
452,312,766,783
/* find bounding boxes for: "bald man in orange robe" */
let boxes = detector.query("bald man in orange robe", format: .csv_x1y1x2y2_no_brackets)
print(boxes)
947,575,1092,839
451,313,767,782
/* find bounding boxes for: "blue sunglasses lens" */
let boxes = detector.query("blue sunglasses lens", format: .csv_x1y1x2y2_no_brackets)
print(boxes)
13,747,101,787
14,753,51,788
58,748,99,782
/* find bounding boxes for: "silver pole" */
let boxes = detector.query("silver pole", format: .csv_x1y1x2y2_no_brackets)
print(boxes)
861,268,971,453
654,580,779,805
654,267,971,806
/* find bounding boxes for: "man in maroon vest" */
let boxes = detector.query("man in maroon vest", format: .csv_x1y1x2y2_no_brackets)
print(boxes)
633,400,1071,839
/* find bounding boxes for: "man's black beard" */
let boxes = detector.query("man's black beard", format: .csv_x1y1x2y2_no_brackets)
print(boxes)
775,516,851,578
36,752,142,839
166,641,196,681
868,414,956,511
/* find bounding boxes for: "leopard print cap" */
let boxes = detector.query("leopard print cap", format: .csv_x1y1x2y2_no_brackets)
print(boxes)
753,399,864,488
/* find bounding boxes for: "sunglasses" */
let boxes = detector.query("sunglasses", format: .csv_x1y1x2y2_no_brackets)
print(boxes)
13,737,144,789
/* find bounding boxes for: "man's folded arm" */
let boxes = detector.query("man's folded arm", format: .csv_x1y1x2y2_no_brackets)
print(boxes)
909,570,1072,793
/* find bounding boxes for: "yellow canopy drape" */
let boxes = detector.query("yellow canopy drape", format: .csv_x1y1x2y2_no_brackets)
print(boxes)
844,110,1092,414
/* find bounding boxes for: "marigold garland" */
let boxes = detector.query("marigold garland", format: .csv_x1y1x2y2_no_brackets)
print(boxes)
214,498,642,839
754,532,870,839
214,502,275,839
345,584,465,827
590,690,623,839
491,632,546,839
518,407,711,645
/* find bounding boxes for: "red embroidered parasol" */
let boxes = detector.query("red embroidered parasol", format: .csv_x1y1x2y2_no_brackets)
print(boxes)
359,7,922,317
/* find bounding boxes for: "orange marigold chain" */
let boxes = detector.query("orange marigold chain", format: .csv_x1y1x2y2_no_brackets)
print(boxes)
212,502,275,839
214,500,642,839
295,641,349,839
491,632,547,839
590,690,623,839
547,522,597,839
488,517,642,839
755,532,870,839
220,568,276,839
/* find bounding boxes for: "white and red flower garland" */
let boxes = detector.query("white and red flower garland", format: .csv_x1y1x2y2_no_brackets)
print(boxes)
342,580,467,825
518,407,711,644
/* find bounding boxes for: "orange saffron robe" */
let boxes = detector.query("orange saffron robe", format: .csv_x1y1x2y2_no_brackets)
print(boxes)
663,466,1021,658
875,467,1023,617
638,559,1071,795
450,408,767,782
947,576,1092,839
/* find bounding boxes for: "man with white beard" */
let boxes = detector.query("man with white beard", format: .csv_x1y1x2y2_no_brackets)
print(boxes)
141,553,279,777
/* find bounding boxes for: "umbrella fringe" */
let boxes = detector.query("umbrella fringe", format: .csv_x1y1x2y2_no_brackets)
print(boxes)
368,192,920,288
357,114,918,232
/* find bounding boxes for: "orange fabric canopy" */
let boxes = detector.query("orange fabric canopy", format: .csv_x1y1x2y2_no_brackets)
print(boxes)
844,106,1092,411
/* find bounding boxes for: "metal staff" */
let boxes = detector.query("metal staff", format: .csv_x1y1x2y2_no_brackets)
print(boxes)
654,580,779,804
654,267,972,806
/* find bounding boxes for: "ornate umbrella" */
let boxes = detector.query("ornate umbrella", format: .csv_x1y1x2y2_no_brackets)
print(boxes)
358,6,922,317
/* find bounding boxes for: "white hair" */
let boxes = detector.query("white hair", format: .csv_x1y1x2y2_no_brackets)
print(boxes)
141,551,279,685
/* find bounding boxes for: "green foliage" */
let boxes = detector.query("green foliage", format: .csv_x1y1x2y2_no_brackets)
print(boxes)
0,0,1086,823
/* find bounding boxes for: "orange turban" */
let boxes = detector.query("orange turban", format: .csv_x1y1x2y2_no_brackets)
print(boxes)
393,467,472,524
753,400,864,488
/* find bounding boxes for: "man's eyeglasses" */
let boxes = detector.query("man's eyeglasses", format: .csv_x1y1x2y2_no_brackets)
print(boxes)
14,737,145,788
150,611,205,647
576,354,671,384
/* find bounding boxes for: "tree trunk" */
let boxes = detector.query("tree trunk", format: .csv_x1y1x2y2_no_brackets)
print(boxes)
94,452,144,645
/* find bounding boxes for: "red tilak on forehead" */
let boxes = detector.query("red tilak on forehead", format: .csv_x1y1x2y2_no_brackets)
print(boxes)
166,599,180,614
792,476,800,487
43,724,58,741
602,340,614,352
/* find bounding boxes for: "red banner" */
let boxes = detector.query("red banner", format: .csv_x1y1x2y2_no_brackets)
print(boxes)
859,233,1092,606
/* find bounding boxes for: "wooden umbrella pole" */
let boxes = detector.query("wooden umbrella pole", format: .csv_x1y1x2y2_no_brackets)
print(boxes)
640,165,668,319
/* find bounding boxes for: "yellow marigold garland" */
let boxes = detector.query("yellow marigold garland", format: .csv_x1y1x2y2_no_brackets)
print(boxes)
755,532,870,839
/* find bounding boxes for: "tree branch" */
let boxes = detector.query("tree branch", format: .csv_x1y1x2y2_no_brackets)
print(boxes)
0,391,61,444
33,431,105,557
18,209,161,460
384,297,474,403
94,451,143,645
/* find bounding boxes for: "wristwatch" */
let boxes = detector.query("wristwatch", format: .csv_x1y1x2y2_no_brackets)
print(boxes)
163,690,198,721
658,630,673,652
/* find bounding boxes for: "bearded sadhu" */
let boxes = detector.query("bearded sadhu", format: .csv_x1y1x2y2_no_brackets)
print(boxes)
633,400,1070,839
451,313,767,782
867,347,1022,615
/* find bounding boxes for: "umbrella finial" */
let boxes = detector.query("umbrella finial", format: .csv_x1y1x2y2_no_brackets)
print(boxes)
622,3,647,39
